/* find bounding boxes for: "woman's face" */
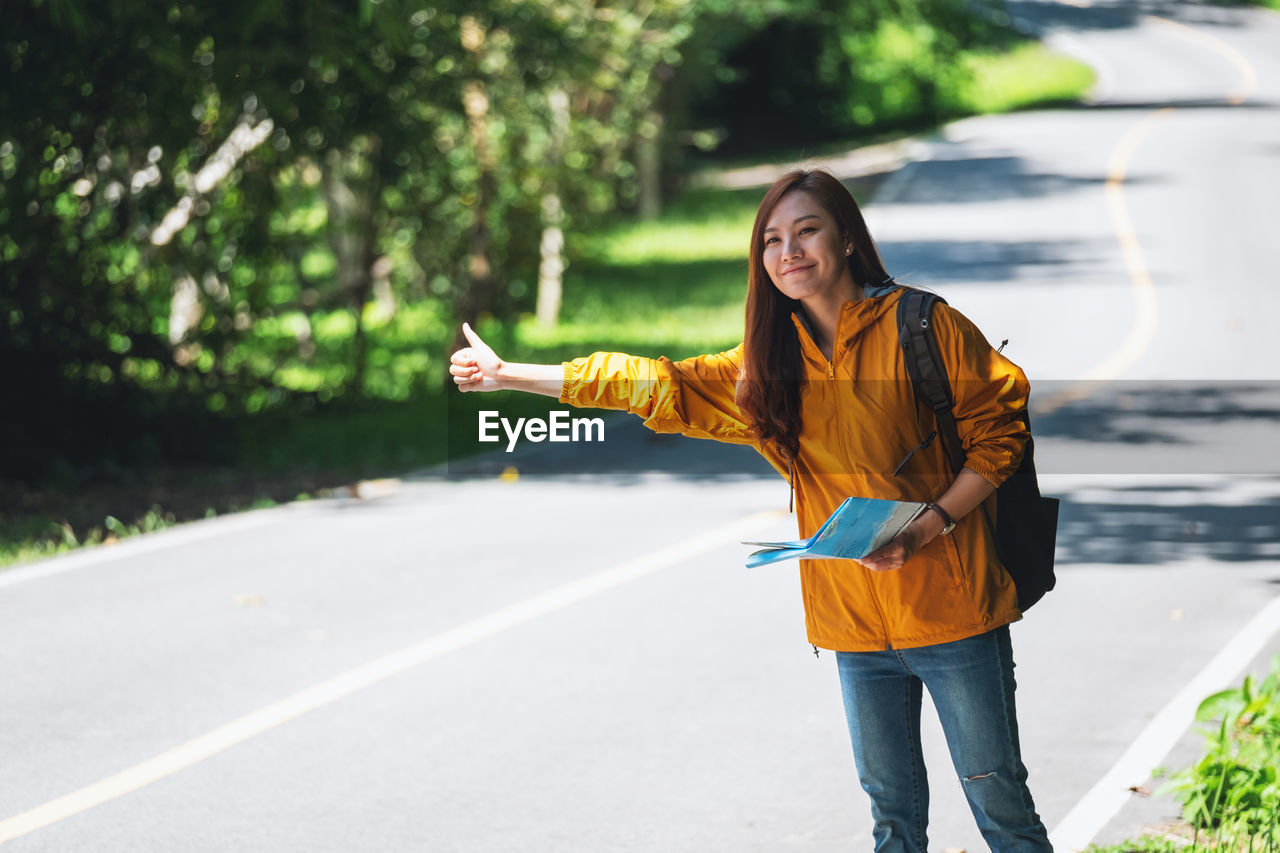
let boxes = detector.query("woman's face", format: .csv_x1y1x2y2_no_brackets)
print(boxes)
761,190,853,303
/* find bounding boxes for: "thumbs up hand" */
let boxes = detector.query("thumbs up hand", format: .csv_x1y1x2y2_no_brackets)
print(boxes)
450,323,505,392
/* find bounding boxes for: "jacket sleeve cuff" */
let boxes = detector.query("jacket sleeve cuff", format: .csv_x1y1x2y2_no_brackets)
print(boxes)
558,361,575,405
963,431,1027,487
964,459,1007,488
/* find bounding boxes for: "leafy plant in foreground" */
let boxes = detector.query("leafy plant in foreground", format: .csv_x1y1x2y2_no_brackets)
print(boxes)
1158,654,1280,851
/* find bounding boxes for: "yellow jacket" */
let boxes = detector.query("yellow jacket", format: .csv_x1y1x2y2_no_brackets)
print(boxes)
559,287,1029,651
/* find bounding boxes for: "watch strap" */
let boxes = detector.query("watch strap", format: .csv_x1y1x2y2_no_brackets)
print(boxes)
926,503,956,534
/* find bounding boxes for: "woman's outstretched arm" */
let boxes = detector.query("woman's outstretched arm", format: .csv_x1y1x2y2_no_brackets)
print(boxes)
450,323,562,397
451,323,757,450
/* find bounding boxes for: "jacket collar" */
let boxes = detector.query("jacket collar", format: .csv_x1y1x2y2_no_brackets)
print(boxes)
790,284,903,353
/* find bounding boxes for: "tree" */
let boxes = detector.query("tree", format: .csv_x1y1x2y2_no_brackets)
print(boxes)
0,0,720,475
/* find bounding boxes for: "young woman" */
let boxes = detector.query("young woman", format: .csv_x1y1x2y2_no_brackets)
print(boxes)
450,169,1053,853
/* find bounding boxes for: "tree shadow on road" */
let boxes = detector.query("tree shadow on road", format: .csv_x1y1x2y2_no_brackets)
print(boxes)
1055,483,1280,565
1032,382,1280,476
879,236,1114,284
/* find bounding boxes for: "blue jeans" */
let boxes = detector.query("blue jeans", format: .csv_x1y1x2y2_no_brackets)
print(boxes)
835,626,1052,853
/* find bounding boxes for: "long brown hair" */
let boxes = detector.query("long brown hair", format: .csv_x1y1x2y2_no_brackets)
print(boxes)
736,169,893,463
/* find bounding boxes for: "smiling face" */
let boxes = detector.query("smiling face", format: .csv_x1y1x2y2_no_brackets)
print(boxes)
761,190,855,305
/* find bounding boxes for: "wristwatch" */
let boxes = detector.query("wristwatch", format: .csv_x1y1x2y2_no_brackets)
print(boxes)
925,503,956,535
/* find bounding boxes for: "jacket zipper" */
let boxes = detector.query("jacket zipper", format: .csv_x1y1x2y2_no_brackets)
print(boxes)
796,308,893,652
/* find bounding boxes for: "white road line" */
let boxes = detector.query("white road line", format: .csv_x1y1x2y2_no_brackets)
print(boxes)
0,509,782,845
0,507,299,590
1048,594,1280,852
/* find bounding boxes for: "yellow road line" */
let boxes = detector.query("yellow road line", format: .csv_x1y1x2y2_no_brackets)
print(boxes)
0,509,783,845
1145,14,1259,105
1037,14,1260,415
1038,108,1173,414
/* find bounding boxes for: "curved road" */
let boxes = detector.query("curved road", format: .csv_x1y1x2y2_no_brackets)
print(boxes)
3,1,1280,850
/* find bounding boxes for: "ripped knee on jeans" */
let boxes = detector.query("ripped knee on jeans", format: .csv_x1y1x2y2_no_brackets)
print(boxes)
962,770,998,782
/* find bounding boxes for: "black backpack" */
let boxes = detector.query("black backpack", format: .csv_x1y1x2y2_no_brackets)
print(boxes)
895,289,1059,611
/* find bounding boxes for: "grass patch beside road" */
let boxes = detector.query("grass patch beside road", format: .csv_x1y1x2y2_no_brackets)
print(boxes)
1085,655,1280,853
1207,0,1280,11
950,40,1098,114
506,187,759,362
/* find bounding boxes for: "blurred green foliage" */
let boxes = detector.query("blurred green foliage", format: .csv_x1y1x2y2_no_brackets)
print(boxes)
946,41,1097,115
1,0,1088,504
1,0,713,478
684,0,1026,156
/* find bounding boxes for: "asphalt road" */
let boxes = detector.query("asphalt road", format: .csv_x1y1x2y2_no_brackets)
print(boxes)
4,0,1280,849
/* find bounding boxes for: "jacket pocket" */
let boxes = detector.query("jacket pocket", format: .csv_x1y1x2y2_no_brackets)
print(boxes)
914,536,963,590
942,531,968,591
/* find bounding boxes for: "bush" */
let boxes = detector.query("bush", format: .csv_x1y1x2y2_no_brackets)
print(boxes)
1158,655,1280,849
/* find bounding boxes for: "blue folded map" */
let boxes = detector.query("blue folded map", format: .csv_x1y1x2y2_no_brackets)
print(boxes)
742,496,928,568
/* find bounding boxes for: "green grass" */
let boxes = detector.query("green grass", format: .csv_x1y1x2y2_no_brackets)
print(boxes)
1084,839,1187,853
1205,0,1280,10
2,472,302,566
3,505,203,568
1085,657,1280,853
506,187,758,361
950,41,1098,115
571,188,760,267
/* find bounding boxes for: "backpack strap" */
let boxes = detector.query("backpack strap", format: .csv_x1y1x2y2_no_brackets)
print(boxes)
896,290,966,476
896,290,1058,611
